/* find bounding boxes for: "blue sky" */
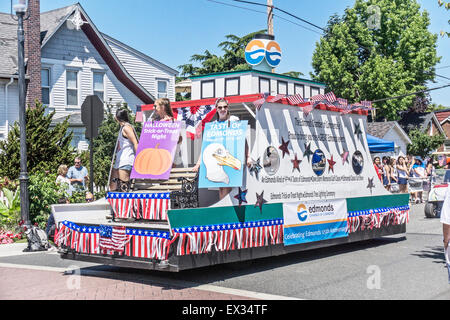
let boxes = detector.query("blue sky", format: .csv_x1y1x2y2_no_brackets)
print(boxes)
2,0,449,106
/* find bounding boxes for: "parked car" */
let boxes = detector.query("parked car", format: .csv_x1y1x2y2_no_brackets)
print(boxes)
424,169,450,218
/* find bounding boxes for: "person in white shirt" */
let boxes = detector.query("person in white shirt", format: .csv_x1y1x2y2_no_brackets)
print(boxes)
56,164,71,196
440,185,450,283
110,109,139,192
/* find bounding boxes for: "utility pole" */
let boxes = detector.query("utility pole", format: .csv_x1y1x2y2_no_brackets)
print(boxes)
267,0,274,36
267,0,274,72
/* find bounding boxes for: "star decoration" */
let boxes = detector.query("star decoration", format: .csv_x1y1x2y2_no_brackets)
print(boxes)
249,157,262,180
303,143,313,163
340,151,349,165
254,191,267,213
367,177,375,194
354,123,363,138
278,137,290,158
234,188,248,207
327,155,336,173
291,153,302,173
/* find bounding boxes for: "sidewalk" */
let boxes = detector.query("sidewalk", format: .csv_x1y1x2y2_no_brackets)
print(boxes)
0,243,284,300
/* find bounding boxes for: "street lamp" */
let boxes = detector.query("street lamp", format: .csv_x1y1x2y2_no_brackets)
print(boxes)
10,0,31,240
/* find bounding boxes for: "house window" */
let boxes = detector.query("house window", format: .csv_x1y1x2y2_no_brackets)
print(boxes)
259,77,271,94
41,68,50,105
157,80,168,98
310,86,320,97
66,70,78,106
225,77,240,96
201,80,215,99
277,81,287,95
93,72,105,102
294,84,304,97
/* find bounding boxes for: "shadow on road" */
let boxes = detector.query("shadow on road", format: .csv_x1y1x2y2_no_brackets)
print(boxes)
69,235,408,290
411,246,445,264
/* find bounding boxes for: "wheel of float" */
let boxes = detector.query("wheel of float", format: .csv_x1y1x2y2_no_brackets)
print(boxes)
424,202,438,218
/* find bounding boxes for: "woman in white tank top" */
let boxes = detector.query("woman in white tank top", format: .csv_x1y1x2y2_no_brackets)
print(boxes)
109,109,139,192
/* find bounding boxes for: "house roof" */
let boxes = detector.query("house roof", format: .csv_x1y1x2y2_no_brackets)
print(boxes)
398,111,446,137
434,109,450,124
366,121,396,138
0,3,163,104
0,13,20,77
367,121,411,144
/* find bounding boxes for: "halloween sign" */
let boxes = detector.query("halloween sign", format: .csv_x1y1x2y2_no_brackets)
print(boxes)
198,120,248,189
131,121,182,180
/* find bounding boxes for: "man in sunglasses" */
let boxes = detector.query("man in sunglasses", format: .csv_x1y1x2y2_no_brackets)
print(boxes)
67,157,89,191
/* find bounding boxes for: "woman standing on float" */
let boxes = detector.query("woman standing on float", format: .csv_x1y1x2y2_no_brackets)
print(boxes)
110,109,139,192
193,98,250,200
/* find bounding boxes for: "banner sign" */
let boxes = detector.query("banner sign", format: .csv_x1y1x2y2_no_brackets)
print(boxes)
199,120,248,188
283,199,348,246
130,121,181,180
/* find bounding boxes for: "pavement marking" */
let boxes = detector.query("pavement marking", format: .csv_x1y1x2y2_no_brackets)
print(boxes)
0,262,301,300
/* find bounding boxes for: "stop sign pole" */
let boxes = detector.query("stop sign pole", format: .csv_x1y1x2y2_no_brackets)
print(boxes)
81,95,104,194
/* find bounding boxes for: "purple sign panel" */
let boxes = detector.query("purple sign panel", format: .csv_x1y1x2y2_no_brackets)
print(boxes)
130,121,181,180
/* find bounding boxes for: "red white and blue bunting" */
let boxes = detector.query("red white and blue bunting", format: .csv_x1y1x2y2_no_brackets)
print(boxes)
55,221,173,260
106,192,170,221
171,219,284,256
173,104,216,139
254,92,374,114
347,205,410,233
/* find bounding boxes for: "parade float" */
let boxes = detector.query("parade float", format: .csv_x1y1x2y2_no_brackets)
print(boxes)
51,92,410,272
51,35,409,271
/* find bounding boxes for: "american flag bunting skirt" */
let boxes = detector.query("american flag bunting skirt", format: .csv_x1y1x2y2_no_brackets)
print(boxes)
55,221,173,260
347,205,409,233
107,192,170,221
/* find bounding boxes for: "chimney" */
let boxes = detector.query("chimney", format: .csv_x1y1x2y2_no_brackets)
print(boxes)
24,0,41,107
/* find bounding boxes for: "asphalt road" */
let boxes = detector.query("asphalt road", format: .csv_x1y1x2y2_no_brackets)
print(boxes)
0,202,448,300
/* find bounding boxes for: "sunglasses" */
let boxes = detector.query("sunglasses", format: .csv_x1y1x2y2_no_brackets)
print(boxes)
217,106,228,110
75,161,81,164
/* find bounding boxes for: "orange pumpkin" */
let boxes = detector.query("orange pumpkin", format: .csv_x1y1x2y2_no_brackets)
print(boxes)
134,144,173,175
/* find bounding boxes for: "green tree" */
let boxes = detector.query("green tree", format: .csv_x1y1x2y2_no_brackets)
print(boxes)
178,30,267,77
0,101,77,179
311,0,440,121
407,128,445,158
438,0,450,37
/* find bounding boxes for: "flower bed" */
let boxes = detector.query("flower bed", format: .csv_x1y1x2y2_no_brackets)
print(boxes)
0,230,23,244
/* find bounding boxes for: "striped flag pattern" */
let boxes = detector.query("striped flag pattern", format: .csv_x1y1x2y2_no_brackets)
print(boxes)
325,92,337,102
107,192,170,221
173,104,216,140
309,94,326,103
55,221,172,260
268,94,285,103
172,220,284,256
286,94,305,105
347,206,409,233
99,225,128,254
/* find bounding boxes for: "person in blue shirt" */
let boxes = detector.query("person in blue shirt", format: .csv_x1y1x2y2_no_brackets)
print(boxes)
67,157,89,191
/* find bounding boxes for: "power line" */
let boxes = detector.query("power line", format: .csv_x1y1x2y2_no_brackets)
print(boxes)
371,84,450,103
206,0,267,15
210,0,450,105
232,0,325,32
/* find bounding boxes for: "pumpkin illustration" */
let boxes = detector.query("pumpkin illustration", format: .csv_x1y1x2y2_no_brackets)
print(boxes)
134,144,173,175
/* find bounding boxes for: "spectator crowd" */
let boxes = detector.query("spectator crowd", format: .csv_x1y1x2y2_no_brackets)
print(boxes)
373,155,449,204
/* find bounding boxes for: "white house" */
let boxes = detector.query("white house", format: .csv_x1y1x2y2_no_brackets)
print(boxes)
367,121,412,157
0,1,177,149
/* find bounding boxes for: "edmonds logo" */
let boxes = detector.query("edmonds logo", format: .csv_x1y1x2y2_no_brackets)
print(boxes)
245,37,282,68
297,204,308,222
